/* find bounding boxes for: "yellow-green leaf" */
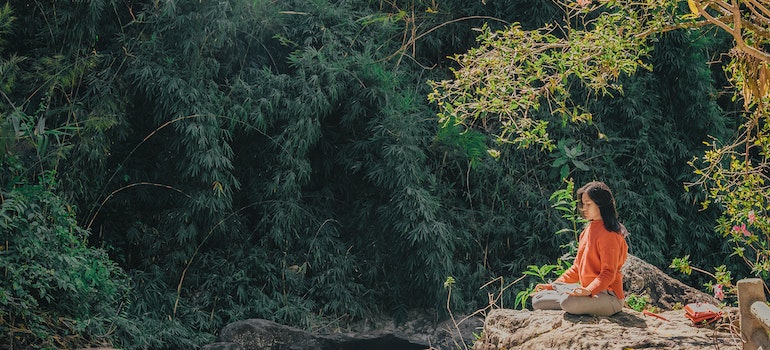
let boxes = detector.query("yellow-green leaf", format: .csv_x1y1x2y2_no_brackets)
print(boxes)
687,0,699,16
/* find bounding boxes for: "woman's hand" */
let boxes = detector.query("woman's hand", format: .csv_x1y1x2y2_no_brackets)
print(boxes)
569,287,591,297
534,283,554,292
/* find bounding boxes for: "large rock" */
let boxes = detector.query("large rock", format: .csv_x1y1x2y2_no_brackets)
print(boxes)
470,254,736,350
471,308,739,350
212,319,322,350
621,254,719,309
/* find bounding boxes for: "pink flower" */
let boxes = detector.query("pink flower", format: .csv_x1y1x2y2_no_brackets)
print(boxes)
733,223,751,237
748,211,756,224
714,284,724,301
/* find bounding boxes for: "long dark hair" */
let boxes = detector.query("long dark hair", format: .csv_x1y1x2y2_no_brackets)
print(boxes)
577,181,628,236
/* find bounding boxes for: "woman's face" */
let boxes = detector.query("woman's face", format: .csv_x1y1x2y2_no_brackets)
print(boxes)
581,192,602,221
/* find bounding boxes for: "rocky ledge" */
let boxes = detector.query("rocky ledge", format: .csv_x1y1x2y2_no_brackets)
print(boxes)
473,307,739,350
203,255,736,349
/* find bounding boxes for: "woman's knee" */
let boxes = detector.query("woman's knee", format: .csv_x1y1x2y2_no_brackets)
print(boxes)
531,291,563,310
560,294,622,316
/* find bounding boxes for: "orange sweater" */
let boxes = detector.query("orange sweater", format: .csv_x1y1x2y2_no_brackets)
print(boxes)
555,220,628,299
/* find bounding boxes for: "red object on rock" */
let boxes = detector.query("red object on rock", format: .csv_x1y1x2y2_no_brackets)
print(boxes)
684,303,722,325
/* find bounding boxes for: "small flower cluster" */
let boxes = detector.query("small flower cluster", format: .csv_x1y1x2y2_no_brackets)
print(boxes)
732,223,751,236
732,210,760,237
714,284,724,301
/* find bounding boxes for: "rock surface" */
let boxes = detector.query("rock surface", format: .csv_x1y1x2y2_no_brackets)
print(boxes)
471,254,738,350
216,319,322,349
472,308,740,350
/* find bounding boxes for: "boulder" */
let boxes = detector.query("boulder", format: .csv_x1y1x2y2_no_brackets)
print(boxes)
621,254,719,309
216,319,322,350
470,254,737,349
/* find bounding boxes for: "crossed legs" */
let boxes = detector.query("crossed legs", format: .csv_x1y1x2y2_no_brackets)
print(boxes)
531,282,623,317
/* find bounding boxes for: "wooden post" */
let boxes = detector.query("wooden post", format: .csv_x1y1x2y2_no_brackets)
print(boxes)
738,278,770,350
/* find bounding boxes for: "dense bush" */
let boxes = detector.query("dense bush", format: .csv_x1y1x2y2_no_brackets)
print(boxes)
0,168,132,349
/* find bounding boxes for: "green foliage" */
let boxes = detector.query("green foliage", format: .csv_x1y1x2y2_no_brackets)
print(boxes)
549,178,586,248
0,168,131,349
437,116,497,168
511,180,578,310
427,4,657,150
506,181,578,310
689,112,770,280
426,0,735,272
522,263,566,282
625,294,650,312
670,255,735,302
670,255,694,275
0,0,750,348
550,140,590,181
514,261,570,310
514,289,532,310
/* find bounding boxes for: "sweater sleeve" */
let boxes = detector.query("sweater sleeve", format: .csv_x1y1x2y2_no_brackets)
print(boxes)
584,234,623,295
555,263,580,284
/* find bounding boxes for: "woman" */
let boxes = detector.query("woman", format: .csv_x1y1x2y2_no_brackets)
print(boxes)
531,181,629,316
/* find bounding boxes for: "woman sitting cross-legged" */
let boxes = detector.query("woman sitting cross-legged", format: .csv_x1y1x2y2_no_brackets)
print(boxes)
531,181,629,317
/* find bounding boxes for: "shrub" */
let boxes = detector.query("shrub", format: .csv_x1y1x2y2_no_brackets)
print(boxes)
0,169,131,349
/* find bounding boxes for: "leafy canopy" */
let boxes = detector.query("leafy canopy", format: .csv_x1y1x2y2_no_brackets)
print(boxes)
429,0,770,286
